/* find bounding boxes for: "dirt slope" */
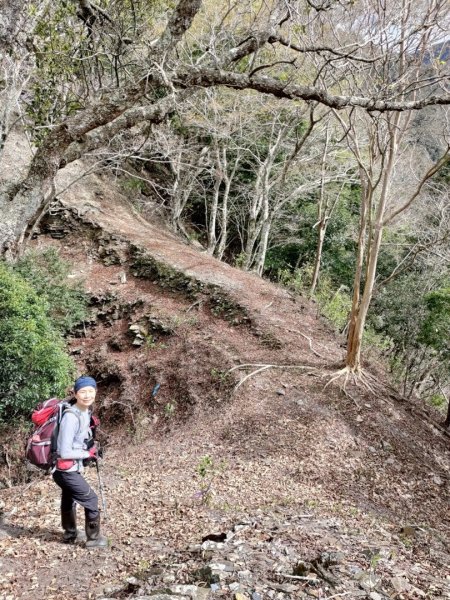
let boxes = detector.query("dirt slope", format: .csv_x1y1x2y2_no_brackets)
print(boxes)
0,166,449,600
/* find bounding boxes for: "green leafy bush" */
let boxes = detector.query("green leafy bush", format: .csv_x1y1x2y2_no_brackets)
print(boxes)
0,262,75,423
315,277,352,331
419,286,450,356
14,248,88,333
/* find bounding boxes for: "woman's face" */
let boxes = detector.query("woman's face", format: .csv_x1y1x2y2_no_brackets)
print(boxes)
74,386,97,410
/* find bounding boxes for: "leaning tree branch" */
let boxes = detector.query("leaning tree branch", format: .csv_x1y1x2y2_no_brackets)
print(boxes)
176,67,450,111
61,93,184,166
157,0,203,54
269,35,381,64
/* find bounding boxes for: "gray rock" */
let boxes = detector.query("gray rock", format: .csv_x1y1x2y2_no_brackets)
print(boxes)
391,576,410,593
356,571,381,591
125,576,141,589
135,596,189,600
209,560,236,572
201,540,225,551
170,585,210,600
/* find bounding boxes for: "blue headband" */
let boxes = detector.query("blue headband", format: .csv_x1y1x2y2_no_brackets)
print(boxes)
74,376,97,393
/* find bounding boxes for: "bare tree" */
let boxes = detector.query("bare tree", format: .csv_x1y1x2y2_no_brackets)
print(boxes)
333,118,448,381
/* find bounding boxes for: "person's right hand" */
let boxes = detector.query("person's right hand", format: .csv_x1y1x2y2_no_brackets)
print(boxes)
85,445,98,464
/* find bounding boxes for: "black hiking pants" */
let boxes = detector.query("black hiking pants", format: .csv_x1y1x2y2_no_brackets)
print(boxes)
53,470,99,521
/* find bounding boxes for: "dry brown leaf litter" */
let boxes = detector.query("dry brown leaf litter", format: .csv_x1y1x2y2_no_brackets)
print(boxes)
0,179,449,599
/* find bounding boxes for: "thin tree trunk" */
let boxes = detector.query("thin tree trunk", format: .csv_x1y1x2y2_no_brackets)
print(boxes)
310,122,330,294
207,162,222,254
216,151,234,260
310,220,327,294
254,216,272,276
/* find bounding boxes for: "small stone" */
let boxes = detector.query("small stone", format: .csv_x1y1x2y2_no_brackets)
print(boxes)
102,584,127,596
201,540,225,551
235,594,250,600
356,571,381,591
229,582,241,592
356,415,364,423
171,585,210,600
369,593,383,600
276,389,286,396
252,594,262,600
391,576,410,593
119,271,127,284
209,561,235,572
410,585,426,597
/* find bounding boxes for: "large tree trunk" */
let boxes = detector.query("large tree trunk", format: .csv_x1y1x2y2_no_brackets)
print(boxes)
346,174,371,369
0,0,24,51
346,117,399,372
346,224,384,372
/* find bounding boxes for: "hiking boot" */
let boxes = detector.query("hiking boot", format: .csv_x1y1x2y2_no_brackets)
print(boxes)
61,509,86,544
85,517,108,548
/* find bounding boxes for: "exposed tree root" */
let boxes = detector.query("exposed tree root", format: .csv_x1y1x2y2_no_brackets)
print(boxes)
287,328,329,359
323,365,385,398
228,363,319,391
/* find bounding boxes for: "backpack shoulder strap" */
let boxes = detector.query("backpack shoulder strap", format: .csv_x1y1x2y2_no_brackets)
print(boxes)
60,404,83,435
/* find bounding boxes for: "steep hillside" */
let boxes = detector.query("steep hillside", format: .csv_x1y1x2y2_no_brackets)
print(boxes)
0,166,449,600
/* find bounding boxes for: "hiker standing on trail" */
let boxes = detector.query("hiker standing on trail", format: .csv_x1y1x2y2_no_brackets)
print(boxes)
52,376,107,548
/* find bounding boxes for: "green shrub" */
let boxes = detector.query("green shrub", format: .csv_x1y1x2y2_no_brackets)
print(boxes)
429,394,446,409
0,262,74,423
315,277,352,331
277,265,312,294
14,248,88,333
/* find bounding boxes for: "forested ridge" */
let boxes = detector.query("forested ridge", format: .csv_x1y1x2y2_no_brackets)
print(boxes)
0,1,449,598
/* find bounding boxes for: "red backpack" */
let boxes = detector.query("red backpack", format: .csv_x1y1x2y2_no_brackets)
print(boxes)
25,398,81,472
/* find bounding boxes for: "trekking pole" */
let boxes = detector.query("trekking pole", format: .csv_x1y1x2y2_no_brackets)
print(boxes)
95,460,108,521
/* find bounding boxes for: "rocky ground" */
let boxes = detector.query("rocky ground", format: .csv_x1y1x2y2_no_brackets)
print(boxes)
0,168,449,600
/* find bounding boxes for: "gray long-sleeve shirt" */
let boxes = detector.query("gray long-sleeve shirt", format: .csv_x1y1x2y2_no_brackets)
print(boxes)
56,406,91,472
